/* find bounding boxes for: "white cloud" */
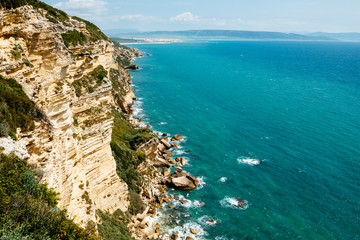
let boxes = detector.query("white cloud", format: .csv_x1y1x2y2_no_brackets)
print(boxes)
170,12,200,22
54,0,107,17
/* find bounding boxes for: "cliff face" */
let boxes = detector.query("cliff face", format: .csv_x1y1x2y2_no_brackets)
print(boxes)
0,5,137,226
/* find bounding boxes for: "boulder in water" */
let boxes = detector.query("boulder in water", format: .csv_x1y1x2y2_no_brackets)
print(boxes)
171,134,183,141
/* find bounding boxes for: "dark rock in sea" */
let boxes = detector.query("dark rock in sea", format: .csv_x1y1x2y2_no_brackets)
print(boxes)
125,64,139,70
179,199,189,205
205,218,219,225
237,197,246,207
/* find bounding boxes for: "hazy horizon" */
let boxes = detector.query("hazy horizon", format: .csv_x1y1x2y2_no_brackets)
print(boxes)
41,0,360,34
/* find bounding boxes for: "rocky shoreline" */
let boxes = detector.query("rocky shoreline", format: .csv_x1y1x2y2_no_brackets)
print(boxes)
126,54,200,240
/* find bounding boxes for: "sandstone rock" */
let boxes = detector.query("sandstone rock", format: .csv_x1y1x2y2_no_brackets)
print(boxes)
171,134,183,141
139,223,146,229
143,189,150,199
180,157,186,165
190,228,199,235
160,139,172,149
174,167,183,175
175,163,180,166
158,143,166,152
171,142,179,148
155,227,162,233
163,168,171,177
171,233,179,240
168,175,199,190
162,150,172,160
153,156,170,168
168,204,174,208
179,199,189,205
186,237,194,240
0,6,132,227
175,157,181,162
160,137,169,142
170,159,176,165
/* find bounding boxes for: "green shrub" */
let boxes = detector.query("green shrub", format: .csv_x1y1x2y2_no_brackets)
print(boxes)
128,190,145,215
0,75,43,139
97,209,135,240
22,58,34,68
72,65,108,97
111,108,154,176
0,154,99,239
0,224,34,240
61,30,87,48
72,16,109,42
22,171,38,194
115,56,131,67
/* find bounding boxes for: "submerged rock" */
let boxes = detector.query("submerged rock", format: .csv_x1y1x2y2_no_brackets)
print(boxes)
190,227,199,235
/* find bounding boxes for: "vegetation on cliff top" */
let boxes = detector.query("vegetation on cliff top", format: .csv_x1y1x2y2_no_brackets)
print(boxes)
72,16,110,42
0,1,108,46
0,154,99,239
0,75,42,139
0,0,69,25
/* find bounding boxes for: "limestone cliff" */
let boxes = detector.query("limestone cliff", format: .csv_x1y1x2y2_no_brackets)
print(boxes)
0,4,139,226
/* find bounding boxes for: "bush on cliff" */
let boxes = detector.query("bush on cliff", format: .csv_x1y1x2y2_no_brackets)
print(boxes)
61,29,87,48
97,209,135,240
0,154,99,239
111,108,154,193
71,65,108,97
0,75,42,139
0,1,69,25
72,16,110,42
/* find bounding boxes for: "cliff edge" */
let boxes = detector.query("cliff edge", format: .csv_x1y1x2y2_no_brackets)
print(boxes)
0,2,139,227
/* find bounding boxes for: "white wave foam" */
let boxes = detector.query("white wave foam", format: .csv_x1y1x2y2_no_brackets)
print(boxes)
172,195,205,208
172,148,187,155
237,157,261,166
215,236,234,240
219,177,227,182
164,222,207,240
196,176,206,190
159,122,168,125
220,197,249,210
198,215,219,226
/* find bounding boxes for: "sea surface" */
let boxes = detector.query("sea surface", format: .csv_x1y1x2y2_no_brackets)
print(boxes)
129,41,360,240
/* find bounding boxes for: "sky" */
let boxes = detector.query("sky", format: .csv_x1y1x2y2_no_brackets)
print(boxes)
42,0,360,34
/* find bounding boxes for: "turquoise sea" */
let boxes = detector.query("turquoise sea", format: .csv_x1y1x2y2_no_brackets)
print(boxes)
129,41,360,240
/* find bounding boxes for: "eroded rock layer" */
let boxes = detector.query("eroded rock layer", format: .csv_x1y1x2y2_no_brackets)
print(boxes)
0,5,138,226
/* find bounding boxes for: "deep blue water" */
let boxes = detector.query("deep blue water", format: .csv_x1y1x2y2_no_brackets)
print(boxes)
129,41,360,240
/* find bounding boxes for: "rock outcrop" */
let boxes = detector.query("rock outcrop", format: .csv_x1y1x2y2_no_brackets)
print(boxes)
166,167,199,190
0,5,137,226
